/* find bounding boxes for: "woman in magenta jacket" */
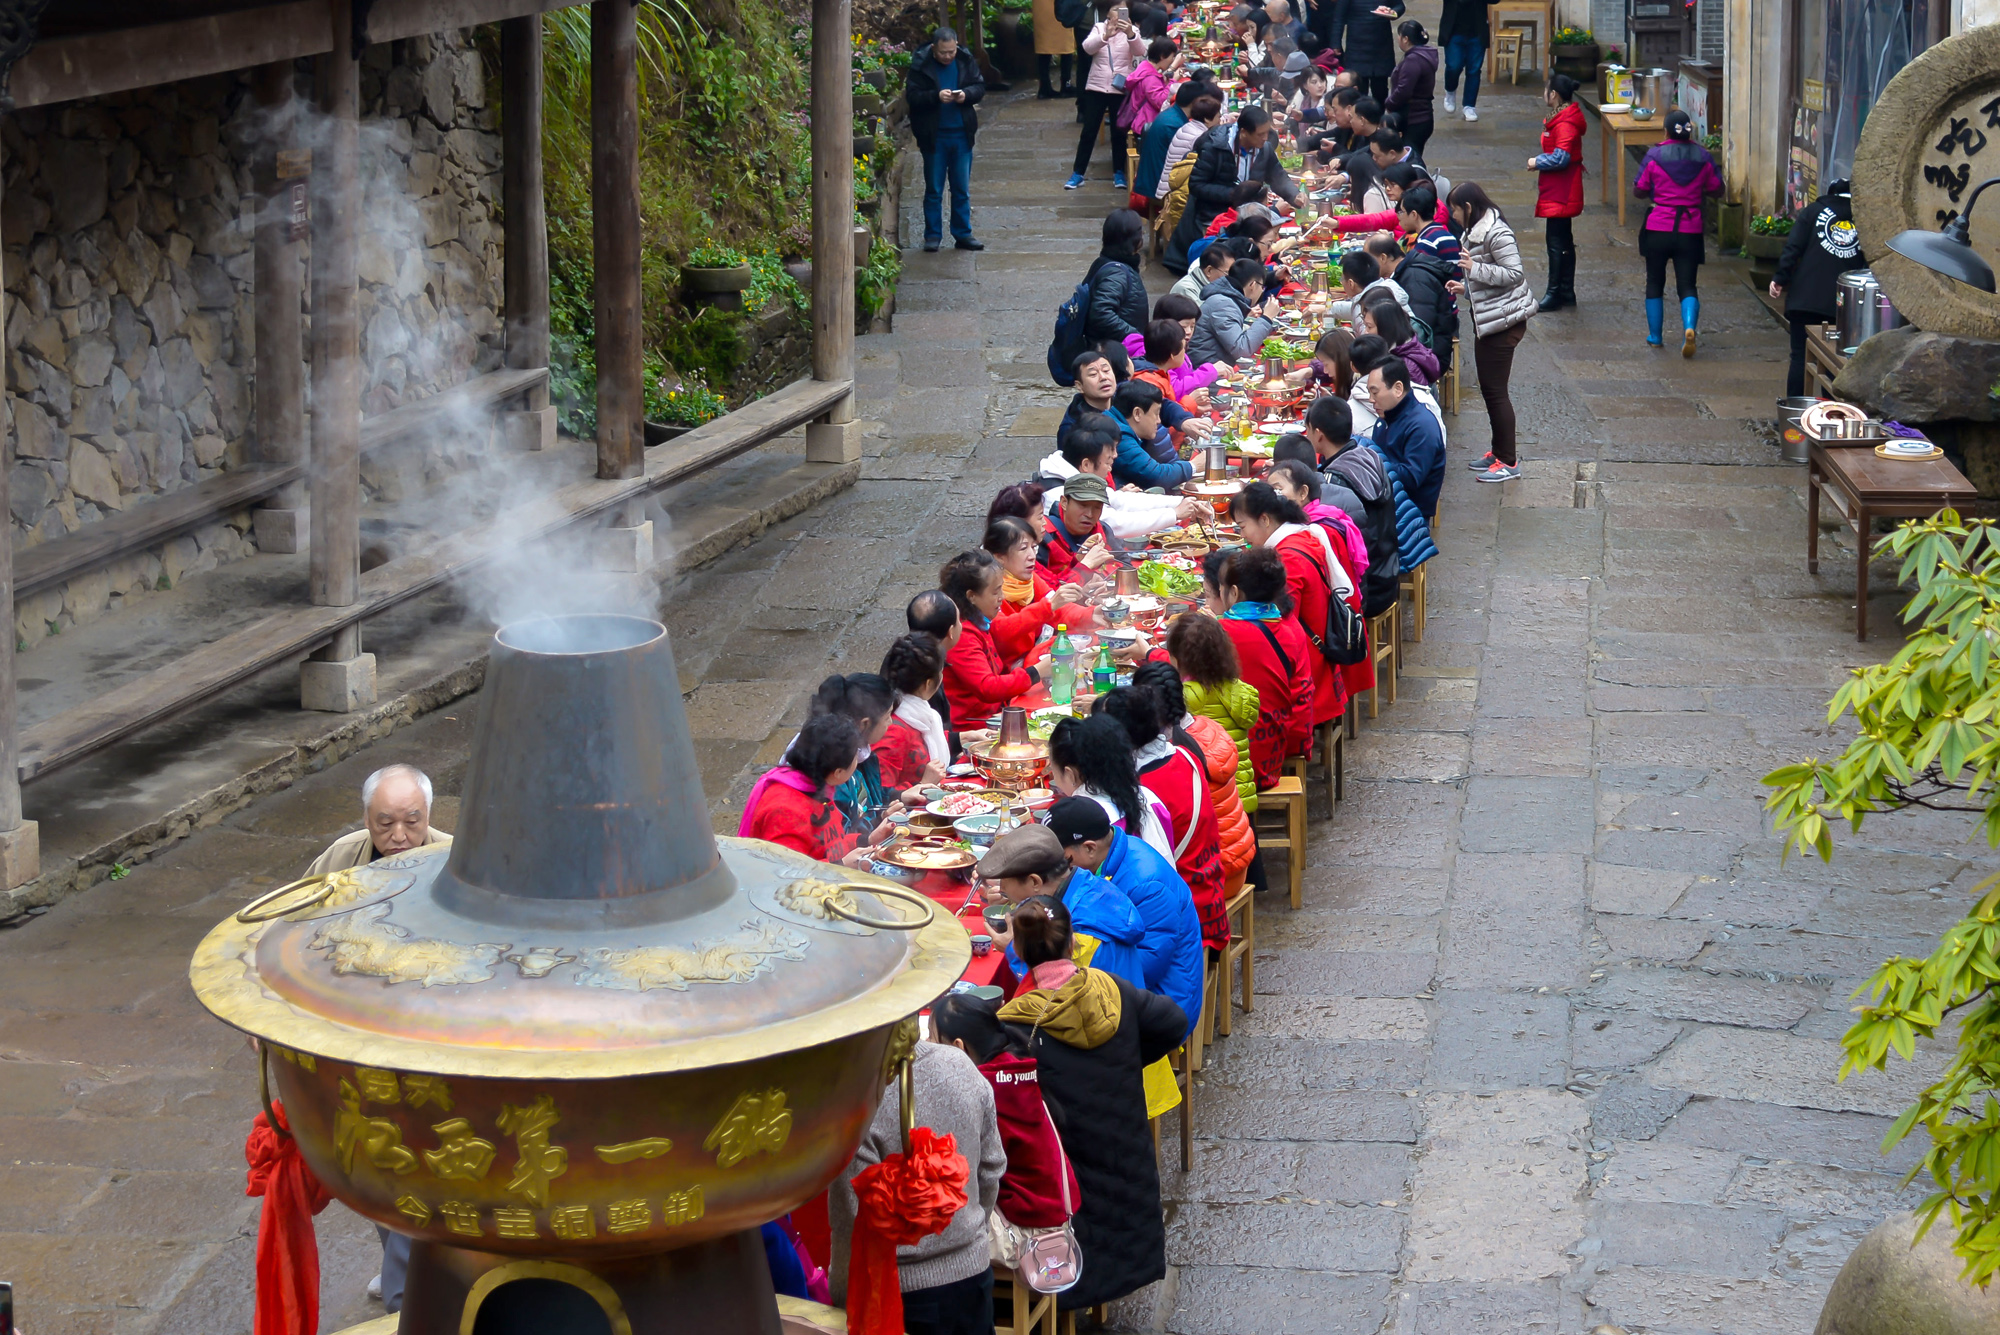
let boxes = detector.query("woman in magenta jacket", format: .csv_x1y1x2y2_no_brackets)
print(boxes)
1529,73,1586,311
1633,110,1723,357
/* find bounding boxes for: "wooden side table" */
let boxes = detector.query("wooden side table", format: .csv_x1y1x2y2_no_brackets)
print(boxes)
1486,0,1554,81
1808,442,1979,640
1598,110,1663,226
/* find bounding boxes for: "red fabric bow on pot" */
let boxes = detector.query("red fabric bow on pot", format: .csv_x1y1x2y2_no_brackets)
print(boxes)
846,1125,971,1335
245,1101,333,1335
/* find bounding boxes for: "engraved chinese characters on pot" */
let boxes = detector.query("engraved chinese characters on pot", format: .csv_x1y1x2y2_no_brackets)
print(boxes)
326,1064,712,1240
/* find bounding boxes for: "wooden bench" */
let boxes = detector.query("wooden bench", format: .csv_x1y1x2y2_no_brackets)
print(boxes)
993,1265,1056,1334
13,463,303,600
1253,775,1307,909
1366,604,1399,717
1400,564,1427,642
358,366,550,456
1216,873,1254,1036
17,375,852,783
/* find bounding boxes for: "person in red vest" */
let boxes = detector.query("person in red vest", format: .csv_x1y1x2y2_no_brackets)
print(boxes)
1091,686,1229,951
1202,546,1315,764
1231,481,1351,728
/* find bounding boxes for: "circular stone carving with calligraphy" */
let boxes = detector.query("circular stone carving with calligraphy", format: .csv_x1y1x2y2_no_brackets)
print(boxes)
1854,25,2000,340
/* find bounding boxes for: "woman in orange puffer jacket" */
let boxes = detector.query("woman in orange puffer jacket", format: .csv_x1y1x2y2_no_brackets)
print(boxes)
1132,663,1255,895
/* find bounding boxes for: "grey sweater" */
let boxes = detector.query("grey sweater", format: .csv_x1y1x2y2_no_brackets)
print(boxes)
830,1041,1007,1299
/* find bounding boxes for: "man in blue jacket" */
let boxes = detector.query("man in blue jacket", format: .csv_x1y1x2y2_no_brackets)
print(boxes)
1049,798,1205,1041
1107,380,1195,493
979,823,1148,988
1365,354,1445,521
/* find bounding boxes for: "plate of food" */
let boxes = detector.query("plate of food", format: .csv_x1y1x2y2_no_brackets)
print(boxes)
1027,707,1073,741
927,792,996,818
874,837,978,873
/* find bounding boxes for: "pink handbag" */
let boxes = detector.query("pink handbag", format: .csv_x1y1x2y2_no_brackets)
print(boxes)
1017,1103,1082,1294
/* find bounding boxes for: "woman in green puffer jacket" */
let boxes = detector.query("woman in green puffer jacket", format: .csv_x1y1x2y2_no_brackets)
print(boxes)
1166,613,1260,814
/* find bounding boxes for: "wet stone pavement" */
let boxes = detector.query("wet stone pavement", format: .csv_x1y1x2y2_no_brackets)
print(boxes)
0,63,1982,1335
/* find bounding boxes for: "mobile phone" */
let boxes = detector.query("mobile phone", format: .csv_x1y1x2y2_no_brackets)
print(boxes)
2,1280,14,1335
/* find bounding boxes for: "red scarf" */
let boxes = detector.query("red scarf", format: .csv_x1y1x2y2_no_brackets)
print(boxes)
244,1101,332,1335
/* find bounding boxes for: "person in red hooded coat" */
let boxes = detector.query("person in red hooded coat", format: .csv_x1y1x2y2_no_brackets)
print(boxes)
1530,73,1587,312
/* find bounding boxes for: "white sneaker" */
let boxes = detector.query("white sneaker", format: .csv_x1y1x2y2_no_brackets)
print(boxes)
367,1274,383,1300
1443,90,1457,113
1464,105,1479,122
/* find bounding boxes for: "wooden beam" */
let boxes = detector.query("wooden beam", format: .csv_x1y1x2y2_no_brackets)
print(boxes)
809,0,857,454
251,61,306,536
310,1,362,663
14,465,303,600
358,367,547,455
9,0,591,110
0,154,20,835
10,3,332,111
501,17,551,376
591,0,643,483
16,375,853,783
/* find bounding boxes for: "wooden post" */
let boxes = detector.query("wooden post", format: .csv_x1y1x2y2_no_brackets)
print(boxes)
591,0,643,483
500,15,556,452
251,60,307,551
302,0,375,711
808,0,860,463
0,149,40,890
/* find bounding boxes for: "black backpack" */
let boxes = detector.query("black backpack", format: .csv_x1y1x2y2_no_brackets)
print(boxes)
1047,277,1093,386
1299,531,1369,668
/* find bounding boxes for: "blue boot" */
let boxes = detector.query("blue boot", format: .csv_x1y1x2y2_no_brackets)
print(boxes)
1645,298,1663,346
1680,296,1700,357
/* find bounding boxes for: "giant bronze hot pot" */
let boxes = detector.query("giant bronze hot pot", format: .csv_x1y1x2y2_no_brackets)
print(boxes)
190,615,969,1334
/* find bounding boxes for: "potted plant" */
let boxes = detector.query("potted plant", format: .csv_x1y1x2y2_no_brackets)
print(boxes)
1744,213,1791,261
854,85,884,118
644,371,728,445
1765,513,2000,1305
1551,27,1600,79
681,243,754,311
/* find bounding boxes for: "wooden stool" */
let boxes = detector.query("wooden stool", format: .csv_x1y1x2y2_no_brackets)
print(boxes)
994,1264,1057,1335
1492,27,1524,83
1399,564,1427,643
1254,776,1307,908
1345,694,1359,741
1057,1309,1108,1335
1217,876,1255,1036
1314,717,1344,807
1366,604,1399,717
1441,337,1461,414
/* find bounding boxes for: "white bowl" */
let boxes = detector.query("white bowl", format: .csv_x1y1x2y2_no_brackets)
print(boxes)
1600,103,1631,114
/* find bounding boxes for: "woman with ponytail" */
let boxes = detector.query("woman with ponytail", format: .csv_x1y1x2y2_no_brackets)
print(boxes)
1529,73,1587,311
1201,547,1316,765
807,673,901,830
877,635,950,793
740,713,877,866
1632,109,1723,356
1384,20,1438,161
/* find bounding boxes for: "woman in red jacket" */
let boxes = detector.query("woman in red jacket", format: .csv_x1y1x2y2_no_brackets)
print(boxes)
1202,547,1314,774
1094,684,1229,951
939,550,1046,733
739,713,874,866
1530,73,1586,311
1231,482,1351,727
984,516,1088,665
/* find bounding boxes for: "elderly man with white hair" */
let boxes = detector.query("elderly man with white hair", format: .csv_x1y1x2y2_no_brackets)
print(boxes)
306,763,452,877
304,762,450,1312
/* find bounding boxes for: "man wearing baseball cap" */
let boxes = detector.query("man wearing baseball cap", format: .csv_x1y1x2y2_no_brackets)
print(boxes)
978,820,1146,990
1051,794,1204,1043
1036,469,1120,585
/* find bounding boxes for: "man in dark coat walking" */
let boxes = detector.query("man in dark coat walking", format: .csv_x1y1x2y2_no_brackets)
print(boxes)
1164,106,1299,272
1332,0,1404,100
905,27,987,252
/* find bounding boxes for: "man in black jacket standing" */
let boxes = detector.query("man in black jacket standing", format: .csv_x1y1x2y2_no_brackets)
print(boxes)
905,28,987,253
1164,105,1299,272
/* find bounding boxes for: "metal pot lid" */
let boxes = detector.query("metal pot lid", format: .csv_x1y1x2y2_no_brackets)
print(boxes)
190,616,969,1078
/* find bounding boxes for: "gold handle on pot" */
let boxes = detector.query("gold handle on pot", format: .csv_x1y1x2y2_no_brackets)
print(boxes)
236,871,341,923
824,881,938,931
899,1053,916,1159
258,1042,291,1141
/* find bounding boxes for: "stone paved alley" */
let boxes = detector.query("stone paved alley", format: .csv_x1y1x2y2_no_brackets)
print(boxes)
0,52,1985,1335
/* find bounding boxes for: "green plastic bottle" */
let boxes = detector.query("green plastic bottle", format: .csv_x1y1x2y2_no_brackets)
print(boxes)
1050,624,1075,704
1092,642,1116,694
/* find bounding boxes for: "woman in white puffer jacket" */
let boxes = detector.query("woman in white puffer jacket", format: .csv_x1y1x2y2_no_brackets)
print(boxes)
1446,181,1536,483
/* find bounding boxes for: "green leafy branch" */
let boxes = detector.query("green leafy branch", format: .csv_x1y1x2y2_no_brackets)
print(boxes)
1764,508,2000,1284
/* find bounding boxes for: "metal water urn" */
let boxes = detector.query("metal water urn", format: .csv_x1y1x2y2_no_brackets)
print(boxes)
1836,269,1874,353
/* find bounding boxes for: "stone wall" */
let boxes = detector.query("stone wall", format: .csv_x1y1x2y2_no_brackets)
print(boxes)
2,30,505,651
